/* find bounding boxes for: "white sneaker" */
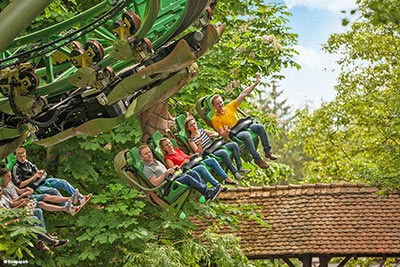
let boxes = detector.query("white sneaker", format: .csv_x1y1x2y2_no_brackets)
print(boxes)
238,168,251,175
70,205,83,216
71,189,80,205
79,193,93,206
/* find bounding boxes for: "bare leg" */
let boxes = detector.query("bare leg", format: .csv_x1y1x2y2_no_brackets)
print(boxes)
43,194,70,204
37,201,67,212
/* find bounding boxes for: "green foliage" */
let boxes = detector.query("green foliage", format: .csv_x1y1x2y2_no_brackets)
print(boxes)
289,0,400,189
0,208,44,260
360,0,400,26
172,0,299,113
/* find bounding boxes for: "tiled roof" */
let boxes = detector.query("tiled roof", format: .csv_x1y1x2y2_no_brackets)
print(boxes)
192,183,400,259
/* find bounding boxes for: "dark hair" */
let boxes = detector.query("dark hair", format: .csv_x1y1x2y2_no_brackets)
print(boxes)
0,168,10,177
184,117,195,138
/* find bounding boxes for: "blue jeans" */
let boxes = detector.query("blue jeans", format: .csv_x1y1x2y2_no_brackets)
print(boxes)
213,141,242,174
175,170,211,195
236,123,271,161
249,123,271,154
33,208,47,232
203,157,228,180
192,164,219,187
37,177,76,197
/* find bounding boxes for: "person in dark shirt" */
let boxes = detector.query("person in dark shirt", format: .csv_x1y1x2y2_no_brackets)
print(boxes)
12,147,92,206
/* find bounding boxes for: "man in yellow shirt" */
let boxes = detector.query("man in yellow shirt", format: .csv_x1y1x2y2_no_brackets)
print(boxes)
211,74,277,169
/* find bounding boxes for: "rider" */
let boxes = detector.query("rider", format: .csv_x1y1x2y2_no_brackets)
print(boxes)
12,147,92,206
211,74,278,169
184,115,250,180
0,185,69,251
138,144,221,202
159,137,237,186
1,168,83,216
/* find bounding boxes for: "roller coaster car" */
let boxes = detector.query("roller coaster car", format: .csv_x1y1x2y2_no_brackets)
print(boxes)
181,154,203,170
195,95,259,162
114,146,192,216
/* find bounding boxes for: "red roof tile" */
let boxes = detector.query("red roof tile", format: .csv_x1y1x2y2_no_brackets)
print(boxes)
191,183,400,259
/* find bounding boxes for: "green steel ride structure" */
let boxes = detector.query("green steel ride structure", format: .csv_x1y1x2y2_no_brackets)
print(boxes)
0,0,224,162
0,0,224,215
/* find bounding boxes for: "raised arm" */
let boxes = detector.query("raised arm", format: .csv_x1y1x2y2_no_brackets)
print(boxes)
235,74,261,105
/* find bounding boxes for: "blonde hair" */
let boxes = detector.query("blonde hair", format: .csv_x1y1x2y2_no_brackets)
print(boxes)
16,147,26,155
138,144,149,156
159,138,170,157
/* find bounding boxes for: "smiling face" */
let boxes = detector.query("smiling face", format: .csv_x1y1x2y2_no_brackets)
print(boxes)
139,146,154,163
160,139,174,155
211,95,225,113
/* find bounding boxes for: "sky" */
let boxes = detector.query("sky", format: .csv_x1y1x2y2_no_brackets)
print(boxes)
269,0,358,110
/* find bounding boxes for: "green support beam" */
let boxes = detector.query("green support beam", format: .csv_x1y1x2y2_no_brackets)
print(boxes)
0,0,53,52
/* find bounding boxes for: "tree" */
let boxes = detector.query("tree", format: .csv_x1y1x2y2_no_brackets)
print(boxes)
289,0,400,189
251,81,305,182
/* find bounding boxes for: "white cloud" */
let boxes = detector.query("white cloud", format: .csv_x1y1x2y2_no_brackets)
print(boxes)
293,45,339,71
284,0,357,13
276,45,341,109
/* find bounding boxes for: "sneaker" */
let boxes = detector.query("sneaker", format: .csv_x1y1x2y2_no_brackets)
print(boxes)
71,189,79,205
35,241,50,252
238,168,251,175
65,199,72,213
221,187,229,192
79,193,93,206
50,239,69,249
255,159,269,169
225,178,238,185
234,172,243,180
70,205,83,216
205,185,222,202
265,152,278,160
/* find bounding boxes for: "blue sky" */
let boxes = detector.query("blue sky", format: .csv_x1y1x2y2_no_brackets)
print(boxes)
268,0,357,110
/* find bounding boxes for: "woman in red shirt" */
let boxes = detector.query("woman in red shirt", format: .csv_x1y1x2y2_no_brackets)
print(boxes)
159,138,237,186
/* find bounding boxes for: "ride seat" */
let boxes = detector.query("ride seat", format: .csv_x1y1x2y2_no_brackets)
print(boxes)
127,146,189,204
150,130,178,163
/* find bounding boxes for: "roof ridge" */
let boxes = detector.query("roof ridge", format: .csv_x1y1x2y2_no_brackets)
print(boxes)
220,183,381,198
